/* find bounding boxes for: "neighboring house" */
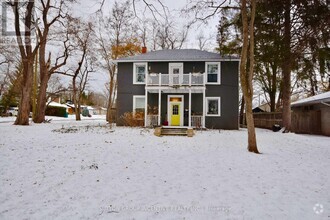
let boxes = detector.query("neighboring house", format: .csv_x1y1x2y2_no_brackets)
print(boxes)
291,91,330,136
115,49,240,129
65,103,95,116
48,101,69,110
253,103,271,113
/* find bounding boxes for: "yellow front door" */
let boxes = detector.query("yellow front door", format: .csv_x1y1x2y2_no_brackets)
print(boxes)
171,103,180,126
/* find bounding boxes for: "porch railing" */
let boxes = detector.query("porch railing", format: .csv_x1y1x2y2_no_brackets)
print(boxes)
147,73,204,86
146,114,159,127
191,115,203,128
146,115,204,128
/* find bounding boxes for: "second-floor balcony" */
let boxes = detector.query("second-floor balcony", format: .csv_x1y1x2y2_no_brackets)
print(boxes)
147,72,205,86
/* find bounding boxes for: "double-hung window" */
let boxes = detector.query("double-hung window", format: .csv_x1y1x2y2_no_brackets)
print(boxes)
206,97,221,116
133,63,147,84
133,95,145,113
206,62,221,84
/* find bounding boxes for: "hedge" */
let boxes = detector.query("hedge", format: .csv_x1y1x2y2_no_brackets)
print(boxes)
45,106,68,117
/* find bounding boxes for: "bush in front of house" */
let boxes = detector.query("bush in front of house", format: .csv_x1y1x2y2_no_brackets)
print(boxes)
120,112,144,127
46,106,68,117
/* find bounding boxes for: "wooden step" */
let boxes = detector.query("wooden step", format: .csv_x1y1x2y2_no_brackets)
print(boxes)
154,127,194,137
161,129,188,136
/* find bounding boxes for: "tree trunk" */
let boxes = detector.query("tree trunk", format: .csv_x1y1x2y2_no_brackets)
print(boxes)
34,38,49,123
72,76,81,121
240,0,259,154
34,74,49,123
13,1,36,125
270,65,277,112
281,0,292,132
75,102,81,121
106,75,114,123
14,61,33,125
245,93,258,153
239,95,245,125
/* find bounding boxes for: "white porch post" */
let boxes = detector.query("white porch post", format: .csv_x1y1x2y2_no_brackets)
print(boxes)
188,88,192,127
189,72,192,86
202,88,206,128
158,89,161,125
144,89,148,127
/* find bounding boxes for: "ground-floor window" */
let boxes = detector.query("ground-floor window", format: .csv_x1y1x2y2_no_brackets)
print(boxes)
133,95,145,113
206,97,221,116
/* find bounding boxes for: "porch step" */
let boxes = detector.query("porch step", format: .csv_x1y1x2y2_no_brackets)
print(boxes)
161,128,188,136
154,127,194,137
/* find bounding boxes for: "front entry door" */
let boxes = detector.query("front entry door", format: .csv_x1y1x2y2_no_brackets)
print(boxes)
170,103,181,126
168,95,184,126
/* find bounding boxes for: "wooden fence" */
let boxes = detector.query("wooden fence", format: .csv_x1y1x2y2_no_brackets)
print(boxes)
249,112,283,129
291,110,322,135
249,111,323,135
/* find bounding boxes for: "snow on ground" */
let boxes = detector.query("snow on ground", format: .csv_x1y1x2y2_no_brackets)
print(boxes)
0,117,329,219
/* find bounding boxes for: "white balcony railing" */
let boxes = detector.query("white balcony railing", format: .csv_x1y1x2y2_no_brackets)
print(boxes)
147,73,204,86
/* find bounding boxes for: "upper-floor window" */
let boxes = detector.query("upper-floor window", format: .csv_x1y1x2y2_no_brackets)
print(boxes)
133,63,147,84
206,62,221,84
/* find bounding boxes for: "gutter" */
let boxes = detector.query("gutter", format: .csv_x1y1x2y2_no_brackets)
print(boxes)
115,58,241,63
321,101,330,107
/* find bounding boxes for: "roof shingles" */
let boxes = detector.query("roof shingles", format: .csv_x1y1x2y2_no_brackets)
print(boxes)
116,49,239,62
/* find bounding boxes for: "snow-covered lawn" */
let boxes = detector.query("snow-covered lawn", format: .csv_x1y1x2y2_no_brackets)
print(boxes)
0,118,329,219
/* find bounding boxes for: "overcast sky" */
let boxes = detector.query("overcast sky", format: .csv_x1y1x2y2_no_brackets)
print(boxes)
75,0,220,50
72,0,220,93
1,0,220,94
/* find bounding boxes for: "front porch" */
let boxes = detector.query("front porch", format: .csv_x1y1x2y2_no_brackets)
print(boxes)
144,88,205,128
146,115,203,128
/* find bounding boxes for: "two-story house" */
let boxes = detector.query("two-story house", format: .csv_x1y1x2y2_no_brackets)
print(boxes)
116,49,239,129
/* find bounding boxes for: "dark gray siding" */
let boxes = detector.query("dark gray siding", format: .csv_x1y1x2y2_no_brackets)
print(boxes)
149,62,168,74
205,61,239,129
117,61,239,129
149,61,205,74
183,62,205,73
116,62,145,125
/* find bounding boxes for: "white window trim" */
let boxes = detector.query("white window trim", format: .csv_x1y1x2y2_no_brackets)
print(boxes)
205,62,221,85
206,97,221,117
133,95,145,114
133,62,147,84
169,63,184,85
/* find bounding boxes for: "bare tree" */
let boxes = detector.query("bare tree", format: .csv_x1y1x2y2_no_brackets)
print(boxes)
46,75,67,104
6,1,39,125
183,0,259,153
0,63,23,111
131,0,191,50
0,64,12,98
34,0,71,123
65,19,95,121
196,31,213,50
153,18,191,49
71,56,95,120
0,47,18,98
97,0,140,124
